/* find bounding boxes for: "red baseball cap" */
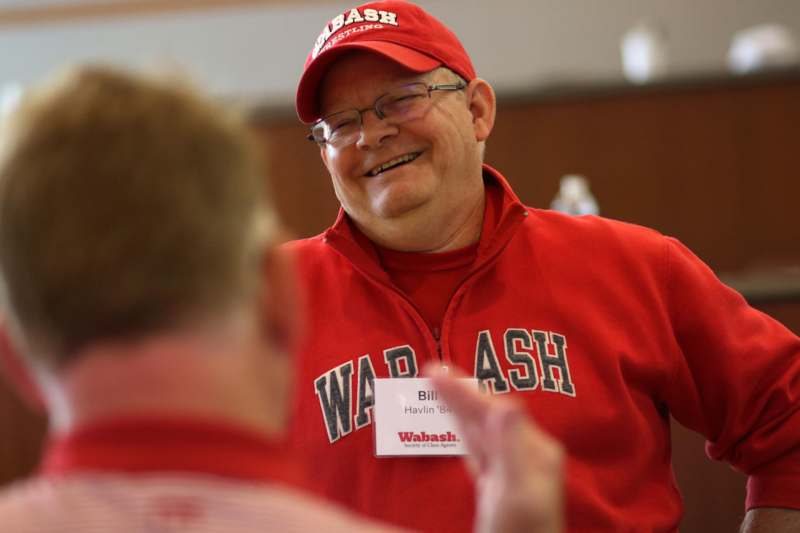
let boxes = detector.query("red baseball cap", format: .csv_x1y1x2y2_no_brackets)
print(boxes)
295,0,476,123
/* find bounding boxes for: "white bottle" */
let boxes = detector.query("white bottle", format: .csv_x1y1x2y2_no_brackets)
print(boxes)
551,175,599,216
621,21,669,84
728,24,800,74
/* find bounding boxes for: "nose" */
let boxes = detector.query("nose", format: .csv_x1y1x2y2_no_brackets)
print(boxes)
355,110,398,150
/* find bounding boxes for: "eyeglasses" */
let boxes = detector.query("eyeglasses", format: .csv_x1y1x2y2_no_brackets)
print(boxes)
307,81,467,148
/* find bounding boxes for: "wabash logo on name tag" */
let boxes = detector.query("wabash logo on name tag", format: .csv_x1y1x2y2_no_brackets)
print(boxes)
373,377,476,457
397,431,459,443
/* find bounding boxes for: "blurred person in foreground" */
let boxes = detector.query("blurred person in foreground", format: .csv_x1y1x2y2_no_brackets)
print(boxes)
287,1,800,532
0,65,563,532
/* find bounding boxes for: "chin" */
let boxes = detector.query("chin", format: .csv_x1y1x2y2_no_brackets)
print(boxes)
371,183,432,219
372,195,429,220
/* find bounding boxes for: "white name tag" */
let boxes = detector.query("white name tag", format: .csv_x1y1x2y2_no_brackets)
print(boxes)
373,377,477,457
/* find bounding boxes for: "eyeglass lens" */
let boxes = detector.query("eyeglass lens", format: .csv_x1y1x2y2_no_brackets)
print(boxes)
312,83,430,146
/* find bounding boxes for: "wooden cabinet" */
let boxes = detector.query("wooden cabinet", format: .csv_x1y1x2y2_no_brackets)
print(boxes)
488,72,800,273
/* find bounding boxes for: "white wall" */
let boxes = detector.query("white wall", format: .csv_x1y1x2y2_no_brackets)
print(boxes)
0,0,798,110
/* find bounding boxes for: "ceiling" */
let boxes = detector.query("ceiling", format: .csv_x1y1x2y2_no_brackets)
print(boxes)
0,0,336,26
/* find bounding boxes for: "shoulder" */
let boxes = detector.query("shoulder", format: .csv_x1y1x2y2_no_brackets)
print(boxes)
281,232,329,255
281,232,341,270
0,475,403,533
280,232,347,277
527,207,662,238
524,208,669,261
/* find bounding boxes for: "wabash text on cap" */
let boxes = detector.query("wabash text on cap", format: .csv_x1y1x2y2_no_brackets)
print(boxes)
295,0,476,124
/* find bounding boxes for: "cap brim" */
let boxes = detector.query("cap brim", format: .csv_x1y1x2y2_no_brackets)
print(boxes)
296,41,442,123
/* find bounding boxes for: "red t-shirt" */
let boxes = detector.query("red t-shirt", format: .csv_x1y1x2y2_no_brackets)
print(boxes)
375,182,502,335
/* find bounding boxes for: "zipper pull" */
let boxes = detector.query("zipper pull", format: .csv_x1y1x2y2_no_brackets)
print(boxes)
432,327,444,363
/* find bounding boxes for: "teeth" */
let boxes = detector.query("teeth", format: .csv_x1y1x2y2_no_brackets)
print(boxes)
369,153,419,176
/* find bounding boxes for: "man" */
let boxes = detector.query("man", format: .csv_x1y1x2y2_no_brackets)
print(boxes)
288,1,800,532
0,65,563,532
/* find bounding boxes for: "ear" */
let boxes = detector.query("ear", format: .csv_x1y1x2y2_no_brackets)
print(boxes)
466,78,496,142
258,239,301,355
0,319,46,412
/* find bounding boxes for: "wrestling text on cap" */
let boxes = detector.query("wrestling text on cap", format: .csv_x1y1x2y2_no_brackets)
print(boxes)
295,0,476,123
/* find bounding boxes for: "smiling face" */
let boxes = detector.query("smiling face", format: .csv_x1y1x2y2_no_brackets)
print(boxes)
317,51,496,252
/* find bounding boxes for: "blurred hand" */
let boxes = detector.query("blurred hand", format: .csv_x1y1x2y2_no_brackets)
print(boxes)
427,364,564,533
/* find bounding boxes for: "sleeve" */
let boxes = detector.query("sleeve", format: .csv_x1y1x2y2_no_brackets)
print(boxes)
661,237,800,511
